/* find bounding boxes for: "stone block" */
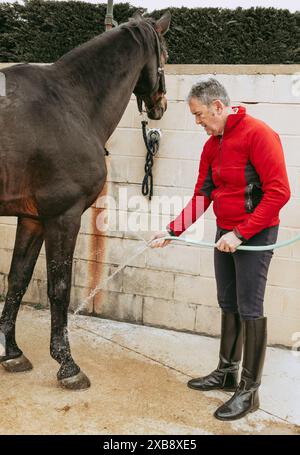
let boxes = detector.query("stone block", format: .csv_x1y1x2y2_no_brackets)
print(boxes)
195,305,221,336
143,296,196,331
123,266,174,299
146,243,201,275
174,274,217,306
93,290,143,323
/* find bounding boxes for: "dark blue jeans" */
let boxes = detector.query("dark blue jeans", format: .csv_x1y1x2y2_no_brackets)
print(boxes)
214,225,279,320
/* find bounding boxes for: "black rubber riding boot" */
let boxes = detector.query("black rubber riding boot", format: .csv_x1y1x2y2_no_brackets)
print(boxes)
214,317,267,421
187,311,243,392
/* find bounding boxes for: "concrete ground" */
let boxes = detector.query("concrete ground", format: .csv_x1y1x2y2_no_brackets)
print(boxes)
0,303,299,435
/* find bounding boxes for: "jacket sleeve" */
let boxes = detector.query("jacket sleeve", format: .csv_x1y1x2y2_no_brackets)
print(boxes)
234,127,291,241
167,144,214,236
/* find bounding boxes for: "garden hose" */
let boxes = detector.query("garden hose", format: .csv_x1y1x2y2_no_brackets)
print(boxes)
163,233,300,251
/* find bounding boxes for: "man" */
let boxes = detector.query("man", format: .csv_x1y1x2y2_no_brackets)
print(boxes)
150,78,291,421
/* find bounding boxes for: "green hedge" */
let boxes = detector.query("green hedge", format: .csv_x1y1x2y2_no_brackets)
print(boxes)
0,0,299,64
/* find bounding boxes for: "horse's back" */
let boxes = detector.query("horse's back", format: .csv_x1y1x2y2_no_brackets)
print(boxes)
1,64,59,148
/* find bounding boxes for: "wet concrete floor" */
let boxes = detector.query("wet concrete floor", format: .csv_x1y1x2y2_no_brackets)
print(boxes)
0,304,299,435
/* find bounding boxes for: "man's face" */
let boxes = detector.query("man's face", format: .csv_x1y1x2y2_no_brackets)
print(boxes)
189,97,227,136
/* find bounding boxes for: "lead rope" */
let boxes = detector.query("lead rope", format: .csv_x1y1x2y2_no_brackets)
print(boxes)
141,120,160,200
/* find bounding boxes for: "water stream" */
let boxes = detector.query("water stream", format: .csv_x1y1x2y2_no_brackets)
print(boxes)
73,234,150,316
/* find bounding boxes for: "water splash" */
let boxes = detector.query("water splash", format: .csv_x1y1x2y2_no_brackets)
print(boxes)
73,237,150,316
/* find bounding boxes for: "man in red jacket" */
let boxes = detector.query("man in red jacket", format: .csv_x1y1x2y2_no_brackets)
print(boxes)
150,78,291,421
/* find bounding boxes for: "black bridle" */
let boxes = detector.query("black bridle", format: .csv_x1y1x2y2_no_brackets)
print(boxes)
135,23,167,114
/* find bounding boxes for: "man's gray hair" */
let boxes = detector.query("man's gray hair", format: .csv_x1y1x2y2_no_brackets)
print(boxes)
187,77,231,107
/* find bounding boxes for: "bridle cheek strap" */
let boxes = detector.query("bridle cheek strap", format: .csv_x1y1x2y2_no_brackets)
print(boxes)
135,24,167,114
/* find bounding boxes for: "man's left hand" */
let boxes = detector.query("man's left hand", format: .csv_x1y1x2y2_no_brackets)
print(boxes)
216,231,242,253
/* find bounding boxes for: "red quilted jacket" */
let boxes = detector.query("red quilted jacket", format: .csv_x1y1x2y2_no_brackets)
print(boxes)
168,106,291,240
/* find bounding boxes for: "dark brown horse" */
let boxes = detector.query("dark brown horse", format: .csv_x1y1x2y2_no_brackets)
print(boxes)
0,12,171,390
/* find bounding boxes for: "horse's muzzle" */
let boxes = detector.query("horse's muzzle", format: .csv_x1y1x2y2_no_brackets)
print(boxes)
147,96,167,120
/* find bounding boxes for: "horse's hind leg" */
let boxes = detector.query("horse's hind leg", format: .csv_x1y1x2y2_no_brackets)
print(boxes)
0,217,44,372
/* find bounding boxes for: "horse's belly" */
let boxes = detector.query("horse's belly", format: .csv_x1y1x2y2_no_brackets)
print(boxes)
0,166,38,217
0,197,38,217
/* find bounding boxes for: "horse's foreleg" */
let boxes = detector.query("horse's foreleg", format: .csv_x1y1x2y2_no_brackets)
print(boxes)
44,212,90,390
0,217,44,372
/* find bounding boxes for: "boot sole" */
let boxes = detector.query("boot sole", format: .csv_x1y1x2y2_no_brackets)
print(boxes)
187,382,237,392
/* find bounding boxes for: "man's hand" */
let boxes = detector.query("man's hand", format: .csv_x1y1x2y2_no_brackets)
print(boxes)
149,231,172,248
216,231,242,253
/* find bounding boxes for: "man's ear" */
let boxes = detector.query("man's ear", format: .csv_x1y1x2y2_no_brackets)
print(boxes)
155,11,171,35
213,99,224,114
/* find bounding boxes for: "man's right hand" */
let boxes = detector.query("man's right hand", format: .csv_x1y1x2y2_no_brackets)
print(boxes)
148,231,172,248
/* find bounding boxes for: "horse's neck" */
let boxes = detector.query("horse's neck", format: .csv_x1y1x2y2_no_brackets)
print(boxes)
53,27,148,142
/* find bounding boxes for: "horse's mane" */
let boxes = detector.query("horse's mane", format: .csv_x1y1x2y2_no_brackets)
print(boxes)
55,17,168,67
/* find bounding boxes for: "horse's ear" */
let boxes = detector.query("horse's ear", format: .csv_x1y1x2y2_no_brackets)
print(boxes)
130,10,143,22
155,11,171,35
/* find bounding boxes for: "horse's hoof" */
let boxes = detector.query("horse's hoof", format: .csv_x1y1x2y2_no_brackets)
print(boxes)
1,354,33,373
59,370,91,391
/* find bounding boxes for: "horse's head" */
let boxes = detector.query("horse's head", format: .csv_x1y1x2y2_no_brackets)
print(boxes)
132,12,171,120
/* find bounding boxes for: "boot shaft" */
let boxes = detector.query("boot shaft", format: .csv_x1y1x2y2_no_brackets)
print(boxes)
218,311,243,369
241,317,267,388
188,311,242,392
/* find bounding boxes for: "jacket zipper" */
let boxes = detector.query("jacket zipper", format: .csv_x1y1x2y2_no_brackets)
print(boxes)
215,135,224,214
245,183,254,212
218,135,223,177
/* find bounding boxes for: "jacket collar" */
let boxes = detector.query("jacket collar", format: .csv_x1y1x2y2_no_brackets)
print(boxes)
223,105,246,135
